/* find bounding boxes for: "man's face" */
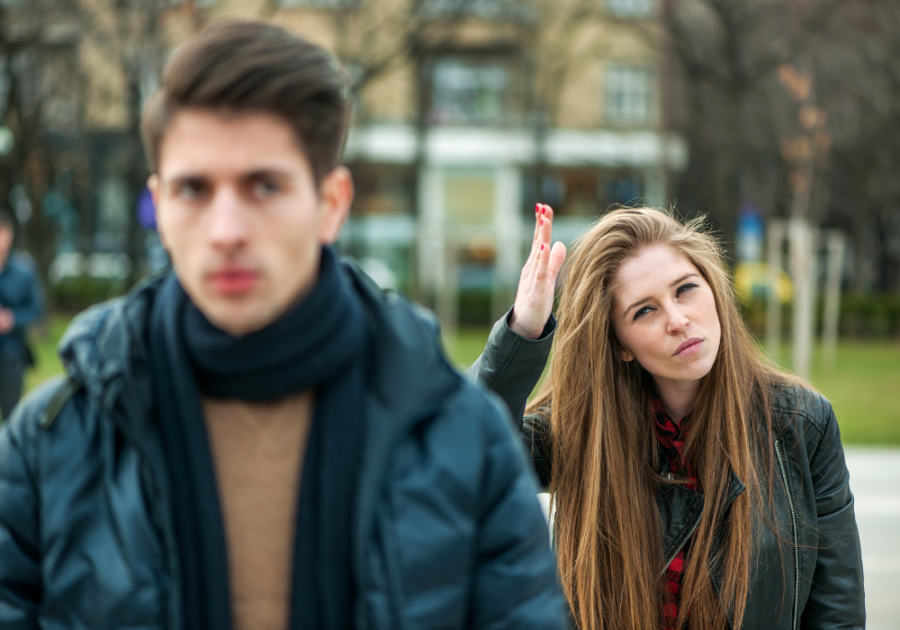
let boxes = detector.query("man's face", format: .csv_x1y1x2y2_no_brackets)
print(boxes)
0,225,12,270
150,109,352,336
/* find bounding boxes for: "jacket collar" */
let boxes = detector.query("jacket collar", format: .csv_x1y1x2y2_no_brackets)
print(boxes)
655,465,746,563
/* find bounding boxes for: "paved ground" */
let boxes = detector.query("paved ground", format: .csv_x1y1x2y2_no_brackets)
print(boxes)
845,446,900,630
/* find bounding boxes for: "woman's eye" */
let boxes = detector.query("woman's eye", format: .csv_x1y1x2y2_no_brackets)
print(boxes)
676,283,698,296
633,306,652,320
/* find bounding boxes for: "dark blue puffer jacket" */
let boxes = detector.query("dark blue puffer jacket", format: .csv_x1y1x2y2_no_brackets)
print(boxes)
0,267,567,630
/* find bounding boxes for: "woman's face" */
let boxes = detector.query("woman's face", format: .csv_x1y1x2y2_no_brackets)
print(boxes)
612,244,721,390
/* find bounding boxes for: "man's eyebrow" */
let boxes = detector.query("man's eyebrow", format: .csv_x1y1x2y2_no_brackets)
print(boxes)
240,169,291,181
623,273,701,317
163,167,292,184
163,172,208,186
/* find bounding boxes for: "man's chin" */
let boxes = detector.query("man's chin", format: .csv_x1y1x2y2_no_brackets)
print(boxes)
199,301,276,338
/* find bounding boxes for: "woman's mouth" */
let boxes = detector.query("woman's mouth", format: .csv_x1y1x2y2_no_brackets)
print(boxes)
673,337,703,357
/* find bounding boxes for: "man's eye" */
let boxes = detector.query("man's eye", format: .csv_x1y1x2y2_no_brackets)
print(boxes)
633,306,652,321
252,180,280,198
176,181,207,200
676,283,698,296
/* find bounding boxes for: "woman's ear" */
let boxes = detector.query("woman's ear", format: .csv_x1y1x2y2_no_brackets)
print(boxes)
621,347,635,362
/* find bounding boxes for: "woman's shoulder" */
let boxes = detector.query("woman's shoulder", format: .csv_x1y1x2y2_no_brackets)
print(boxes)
767,379,836,440
524,404,552,431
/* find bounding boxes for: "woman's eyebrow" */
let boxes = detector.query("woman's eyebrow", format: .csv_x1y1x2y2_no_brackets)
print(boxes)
670,273,699,287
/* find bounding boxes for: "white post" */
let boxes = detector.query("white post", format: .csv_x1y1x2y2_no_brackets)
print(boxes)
417,166,444,300
436,240,459,348
493,166,522,322
790,218,814,379
766,219,786,361
821,231,845,368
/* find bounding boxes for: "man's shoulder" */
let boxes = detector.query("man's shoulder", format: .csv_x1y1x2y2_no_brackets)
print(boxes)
0,375,80,463
3,251,38,280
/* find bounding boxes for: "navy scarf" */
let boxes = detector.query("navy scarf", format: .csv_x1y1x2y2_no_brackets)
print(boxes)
149,247,366,630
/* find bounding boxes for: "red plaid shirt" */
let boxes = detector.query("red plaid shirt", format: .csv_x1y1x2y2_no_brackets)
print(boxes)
652,398,700,630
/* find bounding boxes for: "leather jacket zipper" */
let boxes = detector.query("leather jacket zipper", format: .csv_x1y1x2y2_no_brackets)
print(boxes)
774,440,799,630
660,506,704,576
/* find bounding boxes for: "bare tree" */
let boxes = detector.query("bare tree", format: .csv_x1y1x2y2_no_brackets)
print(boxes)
660,0,847,247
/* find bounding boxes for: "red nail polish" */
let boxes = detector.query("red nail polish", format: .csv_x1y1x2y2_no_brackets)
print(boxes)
541,205,546,215
535,203,540,214
541,244,545,251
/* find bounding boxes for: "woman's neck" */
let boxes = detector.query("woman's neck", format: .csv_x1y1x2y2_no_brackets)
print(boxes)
653,376,702,421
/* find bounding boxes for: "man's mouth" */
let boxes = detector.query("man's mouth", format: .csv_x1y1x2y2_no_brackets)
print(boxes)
209,269,259,295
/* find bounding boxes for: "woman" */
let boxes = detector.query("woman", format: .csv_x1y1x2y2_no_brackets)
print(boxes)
471,206,864,630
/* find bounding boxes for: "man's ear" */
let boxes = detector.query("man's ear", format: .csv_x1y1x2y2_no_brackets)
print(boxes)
318,166,353,244
147,174,168,249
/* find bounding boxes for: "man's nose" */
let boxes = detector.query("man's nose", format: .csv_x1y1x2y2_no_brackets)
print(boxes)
208,189,249,250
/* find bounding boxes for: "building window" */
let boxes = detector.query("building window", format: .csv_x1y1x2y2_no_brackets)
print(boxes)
607,0,654,18
420,0,531,20
277,0,357,8
605,64,654,125
430,57,518,125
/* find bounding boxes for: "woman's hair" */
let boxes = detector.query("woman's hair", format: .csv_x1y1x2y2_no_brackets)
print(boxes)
528,207,791,630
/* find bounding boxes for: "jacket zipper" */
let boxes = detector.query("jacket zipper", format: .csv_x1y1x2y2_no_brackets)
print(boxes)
774,440,799,630
660,506,704,576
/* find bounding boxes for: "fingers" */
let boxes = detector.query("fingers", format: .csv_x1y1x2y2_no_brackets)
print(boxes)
521,204,542,279
532,205,552,291
548,241,567,282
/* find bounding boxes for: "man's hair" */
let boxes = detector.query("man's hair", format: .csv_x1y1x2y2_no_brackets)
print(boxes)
0,210,14,231
141,20,350,185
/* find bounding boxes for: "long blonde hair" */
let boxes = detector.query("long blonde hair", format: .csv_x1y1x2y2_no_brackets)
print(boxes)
529,207,788,630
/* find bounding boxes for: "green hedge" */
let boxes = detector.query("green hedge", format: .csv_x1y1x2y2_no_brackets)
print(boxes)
49,276,128,313
741,293,900,338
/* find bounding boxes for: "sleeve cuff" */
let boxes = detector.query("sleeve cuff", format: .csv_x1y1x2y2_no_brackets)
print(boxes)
503,308,556,343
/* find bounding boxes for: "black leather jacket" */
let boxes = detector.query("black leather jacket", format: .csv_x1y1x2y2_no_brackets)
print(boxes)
469,314,866,630
0,271,567,630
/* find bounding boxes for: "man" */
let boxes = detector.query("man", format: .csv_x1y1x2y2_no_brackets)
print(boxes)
0,211,43,420
0,21,566,630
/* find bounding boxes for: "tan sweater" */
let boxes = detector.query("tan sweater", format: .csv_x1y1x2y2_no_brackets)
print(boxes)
202,392,314,630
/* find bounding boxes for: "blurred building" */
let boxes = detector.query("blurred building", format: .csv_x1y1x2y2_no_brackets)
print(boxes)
1,0,686,320
248,0,686,320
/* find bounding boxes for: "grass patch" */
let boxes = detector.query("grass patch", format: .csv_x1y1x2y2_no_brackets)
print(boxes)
24,316,72,394
447,328,900,445
15,318,900,445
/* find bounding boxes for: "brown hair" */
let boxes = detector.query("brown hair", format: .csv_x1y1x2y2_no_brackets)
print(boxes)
141,20,350,184
529,207,792,630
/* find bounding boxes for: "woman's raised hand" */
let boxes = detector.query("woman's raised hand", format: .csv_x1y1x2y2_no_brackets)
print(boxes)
508,204,567,339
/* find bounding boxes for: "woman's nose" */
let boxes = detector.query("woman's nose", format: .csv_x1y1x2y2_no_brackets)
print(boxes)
666,305,690,334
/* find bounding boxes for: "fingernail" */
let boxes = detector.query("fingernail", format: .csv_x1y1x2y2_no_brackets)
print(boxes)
540,218,543,225
541,244,545,251
535,203,540,214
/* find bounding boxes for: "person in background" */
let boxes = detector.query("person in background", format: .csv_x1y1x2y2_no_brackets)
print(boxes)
0,210,43,420
0,21,566,630
472,206,864,630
